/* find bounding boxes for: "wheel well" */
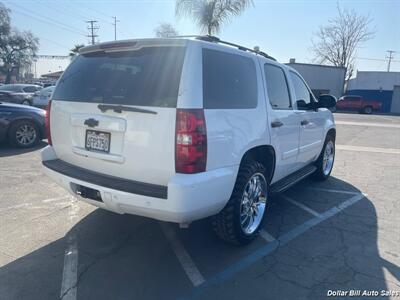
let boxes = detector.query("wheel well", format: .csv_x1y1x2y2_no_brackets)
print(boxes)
326,128,336,141
240,145,276,184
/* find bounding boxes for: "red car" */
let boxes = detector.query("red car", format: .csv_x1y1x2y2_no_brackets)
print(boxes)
335,95,381,114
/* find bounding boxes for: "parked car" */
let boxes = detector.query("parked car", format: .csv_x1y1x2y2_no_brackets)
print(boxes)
0,101,46,148
41,37,336,245
335,95,381,114
32,86,55,108
0,84,42,106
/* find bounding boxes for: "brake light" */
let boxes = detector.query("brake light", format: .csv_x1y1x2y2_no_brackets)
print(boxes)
45,100,52,145
175,109,207,174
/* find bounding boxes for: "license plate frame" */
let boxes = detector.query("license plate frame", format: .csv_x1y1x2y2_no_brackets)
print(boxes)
85,130,111,153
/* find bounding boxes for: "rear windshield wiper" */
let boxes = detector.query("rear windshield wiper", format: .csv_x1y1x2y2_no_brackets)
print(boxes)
97,104,157,115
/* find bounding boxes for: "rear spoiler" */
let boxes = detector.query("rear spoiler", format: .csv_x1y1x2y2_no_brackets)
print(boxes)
79,38,187,55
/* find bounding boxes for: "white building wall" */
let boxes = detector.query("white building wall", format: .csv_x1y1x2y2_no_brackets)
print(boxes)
286,63,346,99
347,71,400,91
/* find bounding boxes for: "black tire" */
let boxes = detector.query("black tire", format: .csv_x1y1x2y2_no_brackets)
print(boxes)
9,120,40,148
212,160,269,245
313,134,335,180
363,106,373,114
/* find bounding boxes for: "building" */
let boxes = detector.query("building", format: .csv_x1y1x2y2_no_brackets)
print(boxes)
347,71,400,113
41,70,64,80
286,59,346,99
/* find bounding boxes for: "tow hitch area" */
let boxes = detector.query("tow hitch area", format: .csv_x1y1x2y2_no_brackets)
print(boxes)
73,184,103,202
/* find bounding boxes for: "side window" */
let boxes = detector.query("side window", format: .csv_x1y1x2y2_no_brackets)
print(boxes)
289,72,314,110
23,86,36,93
264,64,291,109
203,49,258,109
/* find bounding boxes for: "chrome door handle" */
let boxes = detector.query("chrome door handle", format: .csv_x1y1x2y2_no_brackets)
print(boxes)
301,119,309,126
271,121,283,128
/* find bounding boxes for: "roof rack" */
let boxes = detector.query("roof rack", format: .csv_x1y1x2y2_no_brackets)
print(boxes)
173,35,276,61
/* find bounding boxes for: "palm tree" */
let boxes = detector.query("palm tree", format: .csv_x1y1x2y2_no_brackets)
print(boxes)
69,44,85,60
175,0,253,35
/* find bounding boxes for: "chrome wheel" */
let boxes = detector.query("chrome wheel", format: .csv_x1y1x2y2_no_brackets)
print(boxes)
322,141,335,175
22,100,30,106
240,173,267,235
15,124,37,146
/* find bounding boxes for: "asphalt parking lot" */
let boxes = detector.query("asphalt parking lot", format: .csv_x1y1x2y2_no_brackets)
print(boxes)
0,113,399,300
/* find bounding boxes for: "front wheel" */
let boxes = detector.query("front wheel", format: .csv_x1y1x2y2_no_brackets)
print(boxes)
313,135,335,180
212,160,269,245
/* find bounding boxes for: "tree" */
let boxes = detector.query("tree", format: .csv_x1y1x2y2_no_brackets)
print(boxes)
0,3,39,83
69,44,85,60
311,6,374,81
154,23,179,38
175,0,253,35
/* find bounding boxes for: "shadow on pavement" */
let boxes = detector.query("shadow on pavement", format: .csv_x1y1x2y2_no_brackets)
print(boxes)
0,141,47,158
0,177,398,300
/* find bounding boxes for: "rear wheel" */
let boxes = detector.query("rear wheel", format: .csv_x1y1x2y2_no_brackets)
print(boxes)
9,120,40,148
313,135,335,180
212,160,269,245
363,106,373,114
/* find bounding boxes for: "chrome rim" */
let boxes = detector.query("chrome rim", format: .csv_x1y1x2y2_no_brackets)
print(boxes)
322,141,335,175
15,124,37,145
365,107,372,113
22,100,30,106
240,173,267,235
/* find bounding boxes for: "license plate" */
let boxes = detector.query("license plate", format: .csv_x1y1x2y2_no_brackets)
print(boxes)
85,130,111,153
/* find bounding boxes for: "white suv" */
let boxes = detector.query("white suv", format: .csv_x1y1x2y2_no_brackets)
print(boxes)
42,36,336,245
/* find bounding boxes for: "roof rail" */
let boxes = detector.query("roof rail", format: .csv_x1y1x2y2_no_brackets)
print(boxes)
172,35,276,61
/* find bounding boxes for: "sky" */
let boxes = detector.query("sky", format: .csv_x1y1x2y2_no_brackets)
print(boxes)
2,0,400,77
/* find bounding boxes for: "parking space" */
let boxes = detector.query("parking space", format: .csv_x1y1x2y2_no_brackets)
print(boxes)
0,113,399,300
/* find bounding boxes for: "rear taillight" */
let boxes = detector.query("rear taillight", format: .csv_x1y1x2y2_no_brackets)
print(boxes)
175,109,207,174
45,100,52,145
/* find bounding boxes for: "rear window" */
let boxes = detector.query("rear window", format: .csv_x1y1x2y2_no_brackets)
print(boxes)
202,49,257,109
52,46,186,107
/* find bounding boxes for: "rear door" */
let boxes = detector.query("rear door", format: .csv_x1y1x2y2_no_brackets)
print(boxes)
50,43,187,186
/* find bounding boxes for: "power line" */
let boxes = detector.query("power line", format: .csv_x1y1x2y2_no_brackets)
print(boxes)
86,20,99,45
386,50,396,72
112,17,120,41
7,2,86,36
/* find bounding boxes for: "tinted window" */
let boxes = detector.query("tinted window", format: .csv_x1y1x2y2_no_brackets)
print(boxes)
290,72,314,110
23,86,38,93
264,64,291,109
52,46,186,107
203,49,257,109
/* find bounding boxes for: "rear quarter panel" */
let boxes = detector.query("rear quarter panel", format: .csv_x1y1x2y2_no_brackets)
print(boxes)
196,43,270,171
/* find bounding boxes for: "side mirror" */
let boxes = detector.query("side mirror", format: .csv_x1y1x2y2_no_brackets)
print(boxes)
318,94,336,109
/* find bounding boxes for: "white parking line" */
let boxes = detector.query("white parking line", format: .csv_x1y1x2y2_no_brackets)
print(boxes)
160,222,205,287
336,144,400,155
281,195,321,217
304,187,359,195
335,121,400,128
259,230,276,242
60,198,79,300
60,235,78,300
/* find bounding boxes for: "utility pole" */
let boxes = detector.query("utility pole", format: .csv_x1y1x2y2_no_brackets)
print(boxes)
86,20,99,45
386,50,395,72
112,17,120,41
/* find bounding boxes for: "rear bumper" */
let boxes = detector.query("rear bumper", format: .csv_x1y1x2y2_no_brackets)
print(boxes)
41,146,238,223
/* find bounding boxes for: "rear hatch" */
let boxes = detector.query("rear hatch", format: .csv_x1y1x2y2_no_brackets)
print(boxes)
50,40,187,186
